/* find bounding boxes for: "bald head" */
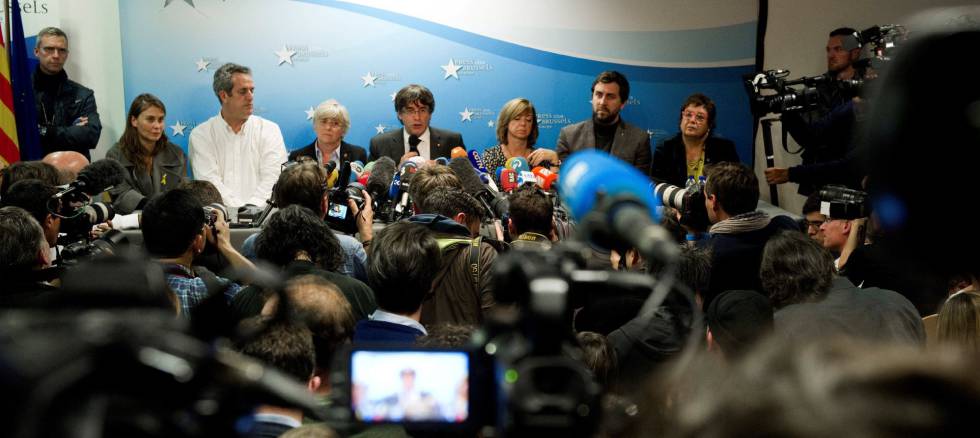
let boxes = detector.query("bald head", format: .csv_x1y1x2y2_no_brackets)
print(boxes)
42,151,89,184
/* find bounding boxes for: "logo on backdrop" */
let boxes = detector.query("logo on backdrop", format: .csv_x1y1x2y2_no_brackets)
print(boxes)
536,113,572,130
646,128,670,144
458,107,494,123
275,44,329,66
627,96,641,105
361,72,400,87
440,58,493,80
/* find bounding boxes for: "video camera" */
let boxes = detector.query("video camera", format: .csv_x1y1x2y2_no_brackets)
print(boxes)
327,245,624,436
744,24,906,116
818,185,869,220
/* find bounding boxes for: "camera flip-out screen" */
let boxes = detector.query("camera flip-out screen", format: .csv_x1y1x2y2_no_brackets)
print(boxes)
350,350,470,424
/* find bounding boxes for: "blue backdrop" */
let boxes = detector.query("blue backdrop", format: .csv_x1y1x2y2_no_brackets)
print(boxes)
119,0,757,164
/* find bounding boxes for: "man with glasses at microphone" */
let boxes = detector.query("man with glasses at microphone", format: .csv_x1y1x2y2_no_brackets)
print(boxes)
369,84,465,164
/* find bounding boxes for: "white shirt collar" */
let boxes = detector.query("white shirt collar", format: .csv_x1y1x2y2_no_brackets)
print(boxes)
218,113,253,134
402,127,431,159
370,309,428,335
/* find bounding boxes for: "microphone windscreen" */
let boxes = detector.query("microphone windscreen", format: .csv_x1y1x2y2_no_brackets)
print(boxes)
559,150,659,222
467,149,487,173
78,159,127,195
407,155,427,168
326,168,340,189
505,156,529,173
500,169,518,192
435,157,449,166
449,157,488,197
450,147,468,159
366,156,396,201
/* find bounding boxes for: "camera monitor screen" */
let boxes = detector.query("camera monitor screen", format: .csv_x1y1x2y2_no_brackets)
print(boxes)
350,350,469,423
327,202,348,220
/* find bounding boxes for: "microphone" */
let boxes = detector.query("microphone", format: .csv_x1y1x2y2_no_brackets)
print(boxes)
451,147,468,159
517,170,537,186
467,149,488,173
559,150,678,262
505,156,529,173
532,166,559,190
56,159,126,201
500,168,518,193
366,157,396,204
434,157,449,166
406,155,427,169
449,157,508,219
349,161,364,183
408,135,421,154
392,171,415,220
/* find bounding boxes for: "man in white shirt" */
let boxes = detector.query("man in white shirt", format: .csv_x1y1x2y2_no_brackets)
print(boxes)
190,63,287,208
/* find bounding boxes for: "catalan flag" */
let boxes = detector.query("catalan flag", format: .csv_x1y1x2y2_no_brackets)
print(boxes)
0,26,19,166
4,0,42,165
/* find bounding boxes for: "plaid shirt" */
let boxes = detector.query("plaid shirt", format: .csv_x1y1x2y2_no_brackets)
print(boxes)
162,263,241,317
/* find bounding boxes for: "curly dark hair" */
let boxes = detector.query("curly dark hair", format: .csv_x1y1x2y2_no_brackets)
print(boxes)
760,230,835,308
255,205,344,272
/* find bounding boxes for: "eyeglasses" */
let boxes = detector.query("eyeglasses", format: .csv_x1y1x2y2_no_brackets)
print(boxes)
805,219,826,229
40,46,69,55
682,111,707,123
401,107,430,117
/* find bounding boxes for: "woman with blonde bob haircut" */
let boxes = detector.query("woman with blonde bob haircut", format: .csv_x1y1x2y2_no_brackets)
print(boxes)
937,291,980,352
288,99,367,166
481,98,558,184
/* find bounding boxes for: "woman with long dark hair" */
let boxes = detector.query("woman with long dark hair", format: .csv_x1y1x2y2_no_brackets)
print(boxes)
106,93,187,214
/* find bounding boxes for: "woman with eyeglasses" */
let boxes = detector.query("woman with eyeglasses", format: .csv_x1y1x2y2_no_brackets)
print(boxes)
106,93,187,214
650,93,740,187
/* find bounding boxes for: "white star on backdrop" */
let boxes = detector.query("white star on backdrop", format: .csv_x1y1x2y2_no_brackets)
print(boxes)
459,108,474,122
305,107,315,120
275,46,296,66
170,121,187,136
361,72,378,87
375,124,385,134
646,129,655,138
441,58,462,80
487,121,494,128
389,92,396,102
164,0,194,7
195,58,210,72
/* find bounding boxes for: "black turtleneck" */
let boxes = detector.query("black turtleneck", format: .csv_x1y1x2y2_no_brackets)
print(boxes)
593,118,619,152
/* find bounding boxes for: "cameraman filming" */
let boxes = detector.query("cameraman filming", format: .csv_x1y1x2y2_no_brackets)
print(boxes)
764,27,866,195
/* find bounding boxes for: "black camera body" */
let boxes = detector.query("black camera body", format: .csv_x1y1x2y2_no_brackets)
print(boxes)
654,181,710,233
325,182,366,235
326,246,608,437
743,70,837,115
60,229,128,266
818,185,869,220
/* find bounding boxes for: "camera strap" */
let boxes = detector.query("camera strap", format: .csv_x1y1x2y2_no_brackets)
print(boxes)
436,236,483,306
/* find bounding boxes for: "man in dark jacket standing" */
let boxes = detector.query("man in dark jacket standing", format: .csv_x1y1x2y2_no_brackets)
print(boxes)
32,27,101,160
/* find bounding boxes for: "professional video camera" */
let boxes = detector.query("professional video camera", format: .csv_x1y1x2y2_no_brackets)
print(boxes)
818,185,869,220
743,70,843,115
744,24,906,116
326,243,641,437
